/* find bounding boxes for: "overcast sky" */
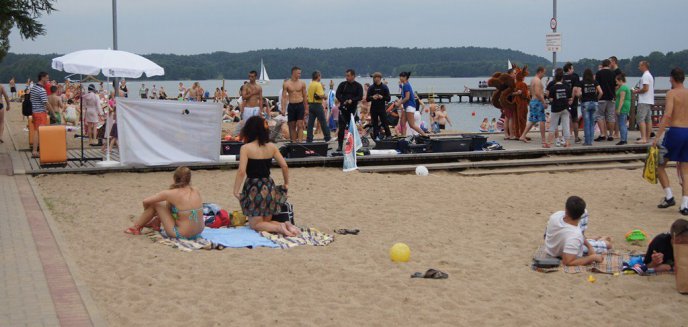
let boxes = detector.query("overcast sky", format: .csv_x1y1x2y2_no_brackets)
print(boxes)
8,0,688,61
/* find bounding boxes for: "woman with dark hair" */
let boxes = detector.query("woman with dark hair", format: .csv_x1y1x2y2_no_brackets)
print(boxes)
580,69,603,145
396,72,428,137
124,166,205,239
233,116,296,236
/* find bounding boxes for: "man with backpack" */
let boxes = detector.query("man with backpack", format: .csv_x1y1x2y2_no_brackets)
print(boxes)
30,72,52,157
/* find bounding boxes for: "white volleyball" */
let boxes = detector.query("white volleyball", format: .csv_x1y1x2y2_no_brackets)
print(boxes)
415,166,429,176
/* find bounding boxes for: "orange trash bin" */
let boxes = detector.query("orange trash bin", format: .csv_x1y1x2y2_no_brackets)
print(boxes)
38,125,68,165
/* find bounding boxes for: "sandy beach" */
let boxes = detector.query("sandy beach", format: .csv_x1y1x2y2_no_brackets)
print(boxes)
32,165,688,326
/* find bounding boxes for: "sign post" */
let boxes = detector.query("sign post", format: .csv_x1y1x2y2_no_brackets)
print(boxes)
551,0,557,75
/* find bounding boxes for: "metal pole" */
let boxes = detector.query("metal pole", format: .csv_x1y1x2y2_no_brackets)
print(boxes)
552,0,557,76
112,0,118,51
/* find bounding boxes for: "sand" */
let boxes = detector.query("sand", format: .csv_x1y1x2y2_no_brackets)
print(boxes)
32,166,688,327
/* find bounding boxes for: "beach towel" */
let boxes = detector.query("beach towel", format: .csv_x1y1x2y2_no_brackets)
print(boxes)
531,245,626,274
200,227,279,249
146,230,220,252
260,227,335,249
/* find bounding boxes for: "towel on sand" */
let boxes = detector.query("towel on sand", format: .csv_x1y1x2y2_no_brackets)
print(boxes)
260,227,334,249
146,230,219,252
531,245,626,274
201,227,279,248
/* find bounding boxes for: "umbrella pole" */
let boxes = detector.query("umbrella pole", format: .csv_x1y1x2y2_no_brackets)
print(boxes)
105,77,111,162
80,78,84,165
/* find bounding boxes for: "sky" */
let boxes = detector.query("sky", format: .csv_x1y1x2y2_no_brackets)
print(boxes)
7,0,688,62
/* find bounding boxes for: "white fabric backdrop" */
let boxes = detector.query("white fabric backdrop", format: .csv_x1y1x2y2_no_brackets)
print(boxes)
118,99,222,166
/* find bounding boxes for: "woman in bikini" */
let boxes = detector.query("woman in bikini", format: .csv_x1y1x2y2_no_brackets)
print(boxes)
233,116,298,237
124,166,205,240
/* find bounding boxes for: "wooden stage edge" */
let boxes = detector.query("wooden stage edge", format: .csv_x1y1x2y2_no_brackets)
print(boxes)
19,144,651,176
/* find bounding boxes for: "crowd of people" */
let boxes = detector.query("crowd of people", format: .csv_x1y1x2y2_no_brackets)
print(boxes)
508,57,657,148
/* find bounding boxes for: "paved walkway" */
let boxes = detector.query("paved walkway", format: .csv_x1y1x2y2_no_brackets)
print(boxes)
0,126,98,326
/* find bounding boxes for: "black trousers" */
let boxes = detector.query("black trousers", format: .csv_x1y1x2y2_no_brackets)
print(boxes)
370,107,391,139
337,108,358,149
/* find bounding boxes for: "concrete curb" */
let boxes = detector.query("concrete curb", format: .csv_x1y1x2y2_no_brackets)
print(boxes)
27,176,109,327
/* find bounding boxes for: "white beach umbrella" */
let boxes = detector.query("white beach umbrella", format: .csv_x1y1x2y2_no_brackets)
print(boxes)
51,49,165,167
51,49,164,78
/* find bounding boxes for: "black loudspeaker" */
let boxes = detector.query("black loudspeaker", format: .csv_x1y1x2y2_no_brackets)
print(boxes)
221,141,243,155
429,137,471,153
283,142,329,158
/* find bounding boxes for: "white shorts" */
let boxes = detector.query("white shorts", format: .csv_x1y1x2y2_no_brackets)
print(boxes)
581,239,608,255
406,111,422,136
405,106,417,113
242,107,261,121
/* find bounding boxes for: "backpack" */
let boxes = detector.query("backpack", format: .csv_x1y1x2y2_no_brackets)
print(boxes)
22,93,32,117
272,202,295,225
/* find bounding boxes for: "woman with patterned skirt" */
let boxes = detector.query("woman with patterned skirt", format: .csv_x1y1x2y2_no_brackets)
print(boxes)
233,116,297,236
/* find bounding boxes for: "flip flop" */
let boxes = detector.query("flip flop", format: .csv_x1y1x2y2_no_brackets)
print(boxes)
334,229,360,235
124,225,142,235
411,268,448,279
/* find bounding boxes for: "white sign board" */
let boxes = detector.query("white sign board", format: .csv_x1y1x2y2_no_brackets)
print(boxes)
118,99,222,166
546,33,562,52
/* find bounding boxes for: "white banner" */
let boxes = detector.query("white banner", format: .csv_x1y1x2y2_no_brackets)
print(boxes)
118,99,222,166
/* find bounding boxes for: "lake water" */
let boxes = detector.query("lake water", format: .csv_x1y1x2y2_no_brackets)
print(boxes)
3,76,672,133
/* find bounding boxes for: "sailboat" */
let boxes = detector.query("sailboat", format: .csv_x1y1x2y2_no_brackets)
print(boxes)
258,59,270,84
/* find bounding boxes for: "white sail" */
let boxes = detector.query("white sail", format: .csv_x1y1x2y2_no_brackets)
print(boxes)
259,59,270,84
507,60,513,70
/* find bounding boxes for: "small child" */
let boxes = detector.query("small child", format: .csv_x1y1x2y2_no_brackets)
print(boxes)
329,98,340,134
638,218,688,274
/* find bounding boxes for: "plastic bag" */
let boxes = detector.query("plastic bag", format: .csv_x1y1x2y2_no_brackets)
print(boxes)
643,146,659,184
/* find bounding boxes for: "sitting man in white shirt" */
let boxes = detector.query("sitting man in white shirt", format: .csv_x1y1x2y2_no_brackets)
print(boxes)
544,196,606,266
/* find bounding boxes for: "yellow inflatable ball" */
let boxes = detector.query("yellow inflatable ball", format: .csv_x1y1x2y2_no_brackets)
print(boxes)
390,243,411,262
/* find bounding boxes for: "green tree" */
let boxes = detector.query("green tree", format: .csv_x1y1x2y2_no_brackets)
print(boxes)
0,0,56,62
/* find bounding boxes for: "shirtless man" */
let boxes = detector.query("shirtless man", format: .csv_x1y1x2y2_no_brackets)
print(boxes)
9,77,16,100
281,67,309,143
655,67,688,214
0,83,10,143
519,66,549,145
184,82,200,101
241,70,264,121
47,86,65,125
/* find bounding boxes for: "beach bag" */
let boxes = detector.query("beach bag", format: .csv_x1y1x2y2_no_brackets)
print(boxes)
676,243,688,294
22,93,32,117
272,201,295,224
230,210,247,227
643,145,659,184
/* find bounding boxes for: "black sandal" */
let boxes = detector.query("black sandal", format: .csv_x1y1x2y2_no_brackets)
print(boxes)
334,229,360,235
411,268,448,279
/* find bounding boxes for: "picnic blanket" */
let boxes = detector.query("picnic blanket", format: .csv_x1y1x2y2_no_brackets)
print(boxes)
260,227,335,249
200,227,279,248
146,230,220,252
531,245,627,274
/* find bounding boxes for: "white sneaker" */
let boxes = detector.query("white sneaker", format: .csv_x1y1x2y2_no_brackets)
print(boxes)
555,139,562,147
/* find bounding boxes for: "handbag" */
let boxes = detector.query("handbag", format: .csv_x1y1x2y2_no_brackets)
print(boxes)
272,201,295,224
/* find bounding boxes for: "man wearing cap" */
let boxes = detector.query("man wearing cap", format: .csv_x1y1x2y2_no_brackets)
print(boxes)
367,72,392,140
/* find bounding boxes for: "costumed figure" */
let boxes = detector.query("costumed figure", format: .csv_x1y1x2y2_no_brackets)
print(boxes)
498,71,517,139
514,65,530,139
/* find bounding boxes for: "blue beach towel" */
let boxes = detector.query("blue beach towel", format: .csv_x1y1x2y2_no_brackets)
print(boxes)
200,227,279,248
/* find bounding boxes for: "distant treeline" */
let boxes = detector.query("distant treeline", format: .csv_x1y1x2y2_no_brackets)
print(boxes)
1,47,687,82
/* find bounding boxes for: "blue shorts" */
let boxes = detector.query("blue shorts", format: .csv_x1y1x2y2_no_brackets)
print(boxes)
528,99,546,123
662,127,688,162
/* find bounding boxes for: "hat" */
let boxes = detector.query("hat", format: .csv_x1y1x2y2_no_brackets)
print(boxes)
88,84,96,92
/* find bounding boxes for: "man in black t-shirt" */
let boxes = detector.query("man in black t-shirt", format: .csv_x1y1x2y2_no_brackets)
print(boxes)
609,56,623,78
546,68,573,148
594,59,617,142
563,63,582,143
643,218,688,273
